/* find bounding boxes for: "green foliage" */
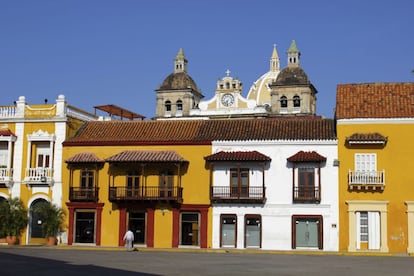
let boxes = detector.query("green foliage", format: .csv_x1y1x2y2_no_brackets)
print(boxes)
0,197,28,237
33,201,66,238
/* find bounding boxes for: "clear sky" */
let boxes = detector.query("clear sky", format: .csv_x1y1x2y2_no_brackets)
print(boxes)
1,0,413,119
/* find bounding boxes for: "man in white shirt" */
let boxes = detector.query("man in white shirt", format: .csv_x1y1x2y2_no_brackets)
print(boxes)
123,229,134,251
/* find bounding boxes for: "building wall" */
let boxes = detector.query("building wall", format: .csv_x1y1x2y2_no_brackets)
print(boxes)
0,95,97,245
62,144,213,248
211,140,338,251
338,120,414,253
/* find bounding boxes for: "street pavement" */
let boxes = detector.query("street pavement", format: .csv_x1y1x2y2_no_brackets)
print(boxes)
0,246,413,276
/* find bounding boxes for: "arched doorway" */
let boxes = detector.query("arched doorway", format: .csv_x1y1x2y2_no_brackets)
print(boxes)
0,196,8,240
29,198,48,244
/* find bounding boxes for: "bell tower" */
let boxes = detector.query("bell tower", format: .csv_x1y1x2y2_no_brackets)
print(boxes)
155,49,204,119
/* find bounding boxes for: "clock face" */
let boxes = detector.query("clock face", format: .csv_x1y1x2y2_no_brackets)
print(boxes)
221,94,234,107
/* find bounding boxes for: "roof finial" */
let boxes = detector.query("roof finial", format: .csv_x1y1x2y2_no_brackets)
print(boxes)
225,69,231,77
287,40,300,67
174,48,188,73
270,44,280,72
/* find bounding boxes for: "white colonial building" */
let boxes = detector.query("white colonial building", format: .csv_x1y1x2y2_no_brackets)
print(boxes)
206,119,338,251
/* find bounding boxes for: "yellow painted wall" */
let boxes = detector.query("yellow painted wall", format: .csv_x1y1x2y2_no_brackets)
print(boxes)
153,209,173,248
62,144,212,247
19,122,56,209
338,122,414,253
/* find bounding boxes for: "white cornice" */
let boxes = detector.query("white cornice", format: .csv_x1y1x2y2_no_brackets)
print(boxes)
337,118,414,124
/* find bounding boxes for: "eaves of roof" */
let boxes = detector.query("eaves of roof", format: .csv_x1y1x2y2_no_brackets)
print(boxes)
65,152,104,163
0,129,16,137
204,151,271,162
287,151,327,162
105,150,188,163
346,132,387,145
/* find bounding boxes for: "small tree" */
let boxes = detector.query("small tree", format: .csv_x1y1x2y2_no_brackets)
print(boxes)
0,198,28,239
33,201,66,238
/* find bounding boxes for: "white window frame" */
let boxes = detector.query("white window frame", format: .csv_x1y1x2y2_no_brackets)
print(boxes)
355,153,376,172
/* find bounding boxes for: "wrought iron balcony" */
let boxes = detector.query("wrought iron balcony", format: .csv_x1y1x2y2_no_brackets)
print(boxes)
293,186,320,203
210,186,266,203
348,170,385,190
69,187,99,202
109,186,183,202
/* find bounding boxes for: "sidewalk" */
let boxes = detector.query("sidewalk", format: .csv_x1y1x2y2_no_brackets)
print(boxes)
2,243,407,257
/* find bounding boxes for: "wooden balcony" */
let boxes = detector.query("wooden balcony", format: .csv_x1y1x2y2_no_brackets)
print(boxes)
69,187,99,202
210,186,266,204
293,187,320,203
348,170,385,190
109,186,183,202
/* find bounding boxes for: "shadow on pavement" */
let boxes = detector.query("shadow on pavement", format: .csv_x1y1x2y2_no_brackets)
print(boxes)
0,251,158,276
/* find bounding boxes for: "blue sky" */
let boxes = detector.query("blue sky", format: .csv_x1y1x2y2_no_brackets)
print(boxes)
1,0,413,119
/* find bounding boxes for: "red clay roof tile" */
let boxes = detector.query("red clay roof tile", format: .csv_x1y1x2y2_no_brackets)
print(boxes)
346,133,387,145
0,129,16,137
105,150,188,163
204,151,271,162
287,151,326,162
65,152,104,163
336,82,414,119
63,118,336,146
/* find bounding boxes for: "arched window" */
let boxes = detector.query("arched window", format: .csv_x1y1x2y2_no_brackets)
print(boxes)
165,100,171,112
176,100,183,111
293,95,300,107
280,96,288,108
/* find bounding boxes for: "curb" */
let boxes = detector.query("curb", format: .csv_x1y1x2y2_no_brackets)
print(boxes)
2,244,411,257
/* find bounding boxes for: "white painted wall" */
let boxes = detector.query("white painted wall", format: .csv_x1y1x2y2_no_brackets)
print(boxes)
211,139,339,251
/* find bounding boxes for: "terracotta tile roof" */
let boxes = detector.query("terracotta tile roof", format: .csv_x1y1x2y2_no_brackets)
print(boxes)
65,120,205,145
105,150,188,163
336,82,414,119
0,129,16,137
63,118,336,146
287,151,327,162
204,151,271,162
65,152,104,163
346,133,387,145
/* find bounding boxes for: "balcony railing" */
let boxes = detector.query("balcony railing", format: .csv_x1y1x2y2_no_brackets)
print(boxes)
24,167,54,185
293,186,320,203
210,186,266,203
0,106,17,118
69,187,99,202
348,170,385,190
0,167,13,182
109,186,183,202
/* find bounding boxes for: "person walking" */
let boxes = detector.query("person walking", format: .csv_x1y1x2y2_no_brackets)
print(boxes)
123,229,134,251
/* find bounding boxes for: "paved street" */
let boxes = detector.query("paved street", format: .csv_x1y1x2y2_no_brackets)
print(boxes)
0,247,413,276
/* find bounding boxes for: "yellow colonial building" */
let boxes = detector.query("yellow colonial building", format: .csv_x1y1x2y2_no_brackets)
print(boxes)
336,82,414,253
0,95,97,245
62,120,213,248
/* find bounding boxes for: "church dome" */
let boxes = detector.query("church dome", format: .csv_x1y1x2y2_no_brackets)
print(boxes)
246,45,280,105
159,72,200,91
246,70,279,104
274,66,309,86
